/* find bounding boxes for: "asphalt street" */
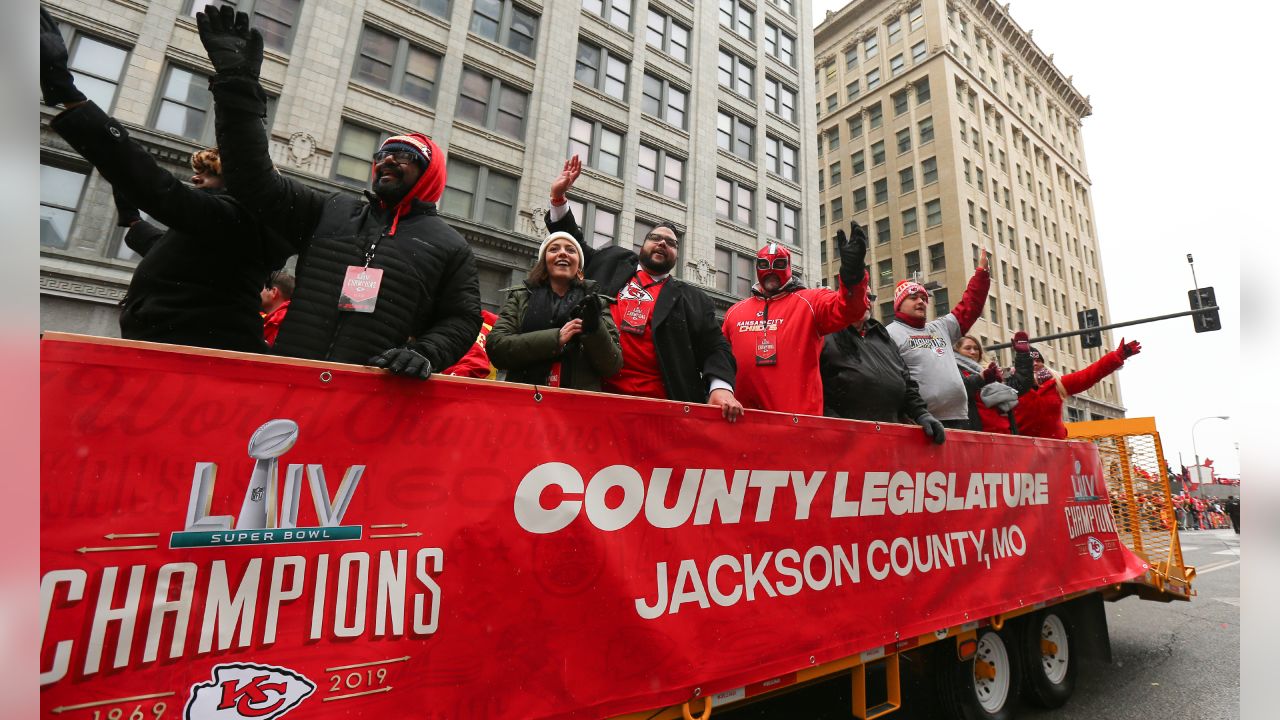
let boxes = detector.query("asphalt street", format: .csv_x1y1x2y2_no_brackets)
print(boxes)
718,528,1239,719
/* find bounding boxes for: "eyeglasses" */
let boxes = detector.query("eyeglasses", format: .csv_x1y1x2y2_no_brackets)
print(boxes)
756,258,789,270
372,149,418,165
645,232,679,249
867,293,878,302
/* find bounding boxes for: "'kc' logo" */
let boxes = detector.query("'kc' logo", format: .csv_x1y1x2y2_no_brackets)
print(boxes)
186,662,315,720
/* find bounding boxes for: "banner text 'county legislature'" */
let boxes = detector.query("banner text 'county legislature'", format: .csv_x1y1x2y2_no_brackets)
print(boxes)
39,335,1146,720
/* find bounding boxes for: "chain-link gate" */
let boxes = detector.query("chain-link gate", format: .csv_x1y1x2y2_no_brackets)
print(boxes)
1066,417,1195,600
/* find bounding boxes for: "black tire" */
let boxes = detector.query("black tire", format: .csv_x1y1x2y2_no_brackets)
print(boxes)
937,628,1022,720
1021,609,1076,709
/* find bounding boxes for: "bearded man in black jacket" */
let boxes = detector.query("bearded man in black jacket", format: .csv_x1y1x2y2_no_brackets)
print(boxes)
195,5,480,379
40,8,289,353
544,156,741,421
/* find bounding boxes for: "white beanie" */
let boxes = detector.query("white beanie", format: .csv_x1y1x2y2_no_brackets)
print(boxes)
537,231,584,268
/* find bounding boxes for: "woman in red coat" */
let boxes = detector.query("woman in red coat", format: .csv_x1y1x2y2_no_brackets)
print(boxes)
1014,338,1141,439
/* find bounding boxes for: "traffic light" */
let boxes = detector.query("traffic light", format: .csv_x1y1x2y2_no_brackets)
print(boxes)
1188,287,1221,333
1077,308,1102,348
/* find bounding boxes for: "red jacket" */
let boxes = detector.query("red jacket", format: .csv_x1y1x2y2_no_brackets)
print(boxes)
261,300,290,347
722,276,869,415
443,310,498,379
1014,348,1126,439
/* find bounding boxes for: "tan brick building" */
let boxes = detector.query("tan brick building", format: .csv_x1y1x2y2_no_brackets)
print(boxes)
814,0,1123,420
38,0,823,338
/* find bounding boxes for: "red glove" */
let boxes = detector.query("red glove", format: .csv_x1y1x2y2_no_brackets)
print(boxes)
981,362,1002,383
1012,330,1030,354
1118,337,1141,358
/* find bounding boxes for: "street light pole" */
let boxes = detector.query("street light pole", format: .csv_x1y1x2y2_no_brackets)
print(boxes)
1191,415,1230,498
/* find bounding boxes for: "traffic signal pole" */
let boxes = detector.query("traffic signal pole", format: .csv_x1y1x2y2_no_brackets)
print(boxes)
985,305,1221,351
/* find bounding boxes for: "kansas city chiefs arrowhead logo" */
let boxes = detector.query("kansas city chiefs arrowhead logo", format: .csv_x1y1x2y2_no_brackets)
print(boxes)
1087,536,1105,560
186,662,315,720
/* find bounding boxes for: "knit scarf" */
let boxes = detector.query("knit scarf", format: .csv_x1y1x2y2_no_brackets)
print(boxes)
955,354,984,377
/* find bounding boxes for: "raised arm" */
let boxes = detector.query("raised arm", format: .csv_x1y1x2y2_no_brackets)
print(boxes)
810,222,871,335
1060,339,1138,396
950,248,991,334
198,5,328,251
545,155,598,268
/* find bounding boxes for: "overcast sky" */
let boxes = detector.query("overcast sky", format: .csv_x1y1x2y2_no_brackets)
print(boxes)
812,0,1254,477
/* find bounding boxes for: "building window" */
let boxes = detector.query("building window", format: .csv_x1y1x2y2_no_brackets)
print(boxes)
826,128,841,151
718,49,754,98
412,0,451,18
876,217,891,244
903,207,919,235
771,0,795,17
967,200,976,227
911,40,926,63
918,116,935,144
887,17,902,44
764,21,795,67
39,162,87,249
645,9,689,63
765,198,799,243
333,122,388,185
871,140,886,166
830,197,844,221
845,47,858,70
457,67,528,139
764,77,797,122
849,114,864,138
828,161,842,186
893,90,909,116
471,0,539,55
846,80,861,101
642,73,688,128
187,0,303,53
909,4,924,30
934,288,950,315
928,242,945,271
564,199,619,249
568,115,623,176
877,259,894,287
715,175,754,225
61,31,128,111
890,53,905,76
925,198,942,227
584,0,631,32
637,143,685,200
866,68,881,90
873,178,888,205
152,65,214,143
716,110,754,160
896,127,912,154
980,208,990,234
353,26,442,106
719,0,753,39
826,94,838,112
441,157,520,228
716,246,754,297
765,136,799,181
865,34,879,59
869,103,883,128
921,156,938,184
848,186,866,212
905,248,920,275
851,150,865,175
899,166,915,193
575,40,628,100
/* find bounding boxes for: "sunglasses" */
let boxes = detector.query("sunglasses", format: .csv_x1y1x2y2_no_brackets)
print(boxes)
645,232,679,249
372,149,419,165
756,258,789,270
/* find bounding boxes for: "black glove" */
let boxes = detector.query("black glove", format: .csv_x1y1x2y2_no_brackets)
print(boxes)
916,413,946,445
835,221,868,287
112,188,140,228
369,346,433,380
572,294,602,334
39,9,86,106
196,4,264,78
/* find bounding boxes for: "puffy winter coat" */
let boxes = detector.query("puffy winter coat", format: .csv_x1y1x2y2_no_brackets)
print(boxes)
722,276,869,416
1014,348,1127,439
820,318,929,423
49,101,288,352
487,280,622,391
210,75,480,369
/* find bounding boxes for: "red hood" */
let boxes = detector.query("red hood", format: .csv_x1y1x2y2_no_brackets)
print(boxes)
376,133,446,236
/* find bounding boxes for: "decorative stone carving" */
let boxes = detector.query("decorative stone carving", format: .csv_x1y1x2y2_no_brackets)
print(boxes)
687,258,715,288
287,132,316,165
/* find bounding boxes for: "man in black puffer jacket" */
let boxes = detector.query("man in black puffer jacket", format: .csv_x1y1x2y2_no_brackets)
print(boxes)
197,6,480,378
40,9,288,353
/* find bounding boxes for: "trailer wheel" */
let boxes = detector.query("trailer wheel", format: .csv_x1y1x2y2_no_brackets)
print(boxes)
938,629,1021,720
1022,610,1075,708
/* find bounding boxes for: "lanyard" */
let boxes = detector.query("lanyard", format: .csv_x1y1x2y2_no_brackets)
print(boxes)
363,231,389,268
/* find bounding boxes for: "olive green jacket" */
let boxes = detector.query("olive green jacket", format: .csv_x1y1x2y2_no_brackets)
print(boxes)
488,281,623,391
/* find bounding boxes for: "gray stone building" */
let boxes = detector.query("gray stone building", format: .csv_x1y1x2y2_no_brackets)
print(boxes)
39,0,821,338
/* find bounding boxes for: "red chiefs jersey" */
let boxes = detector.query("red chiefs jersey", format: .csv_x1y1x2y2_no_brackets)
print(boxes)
721,277,868,415
603,271,669,399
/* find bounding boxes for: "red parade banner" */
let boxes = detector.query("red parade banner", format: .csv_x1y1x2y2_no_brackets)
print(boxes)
40,334,1147,720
